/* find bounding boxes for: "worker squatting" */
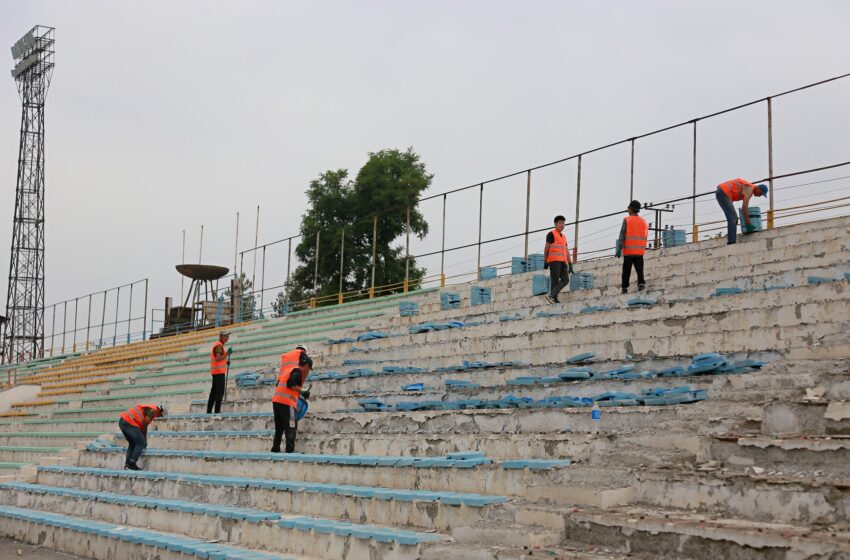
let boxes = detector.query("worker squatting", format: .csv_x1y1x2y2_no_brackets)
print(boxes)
117,177,767,469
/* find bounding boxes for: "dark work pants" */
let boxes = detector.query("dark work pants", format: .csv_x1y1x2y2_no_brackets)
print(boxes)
548,261,569,298
271,402,297,453
118,418,146,466
716,188,738,244
207,374,225,414
622,255,645,291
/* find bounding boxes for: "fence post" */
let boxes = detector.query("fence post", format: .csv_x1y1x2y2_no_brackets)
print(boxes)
113,287,121,347
49,303,56,357
313,231,320,295
260,245,266,314
85,295,92,352
72,298,78,352
99,291,107,348
404,207,410,293
370,215,378,299
142,279,148,341
629,139,636,201
767,97,775,229
252,205,259,293
61,301,67,354
573,156,582,262
691,120,698,242
440,194,447,281
339,226,345,304
524,171,531,260
127,283,134,344
477,184,484,277
285,237,292,312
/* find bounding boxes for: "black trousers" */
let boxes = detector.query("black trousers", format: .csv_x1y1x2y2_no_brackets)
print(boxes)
118,418,147,466
207,374,225,414
622,255,645,291
548,261,569,298
272,402,297,453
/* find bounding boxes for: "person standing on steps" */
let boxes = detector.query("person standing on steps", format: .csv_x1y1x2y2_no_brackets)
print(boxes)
271,353,313,453
616,200,649,294
118,403,164,471
207,330,230,414
715,178,768,244
543,215,573,304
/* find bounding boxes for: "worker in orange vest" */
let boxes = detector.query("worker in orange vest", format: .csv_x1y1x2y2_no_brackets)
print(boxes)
271,352,313,453
207,330,231,414
118,403,164,470
616,200,650,294
715,178,768,244
543,215,574,304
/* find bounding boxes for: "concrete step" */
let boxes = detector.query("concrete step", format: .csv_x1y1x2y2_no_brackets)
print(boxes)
709,433,850,477
0,482,440,560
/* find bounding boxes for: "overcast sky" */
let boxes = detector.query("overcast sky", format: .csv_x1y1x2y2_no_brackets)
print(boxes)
1,1,849,347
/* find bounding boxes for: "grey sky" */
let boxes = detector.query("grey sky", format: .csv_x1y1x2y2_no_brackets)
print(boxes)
1,1,849,344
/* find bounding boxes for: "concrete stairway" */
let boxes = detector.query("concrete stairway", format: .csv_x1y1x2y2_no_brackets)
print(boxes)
0,215,848,559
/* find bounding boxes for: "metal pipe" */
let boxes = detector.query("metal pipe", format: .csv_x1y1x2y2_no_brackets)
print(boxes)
252,205,260,291
234,211,240,277
629,139,635,201
440,195,447,277
181,230,186,304
99,291,107,347
260,246,266,312
404,207,410,290
692,121,698,241
113,287,121,346
85,295,92,351
49,304,56,356
370,215,378,298
199,225,204,263
313,230,320,293
61,301,67,352
143,279,149,340
524,170,531,260
72,298,78,351
477,184,483,275
767,97,775,228
285,237,292,307
339,226,346,299
127,283,134,343
573,156,582,262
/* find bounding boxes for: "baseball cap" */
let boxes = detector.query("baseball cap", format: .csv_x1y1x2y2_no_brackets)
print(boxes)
756,184,768,197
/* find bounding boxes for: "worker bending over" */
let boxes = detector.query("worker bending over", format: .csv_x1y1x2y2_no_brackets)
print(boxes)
616,200,649,294
207,330,231,414
271,346,313,453
715,178,768,244
543,215,573,303
118,403,164,471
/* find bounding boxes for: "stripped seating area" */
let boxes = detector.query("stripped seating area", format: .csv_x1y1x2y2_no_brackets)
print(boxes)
0,215,849,558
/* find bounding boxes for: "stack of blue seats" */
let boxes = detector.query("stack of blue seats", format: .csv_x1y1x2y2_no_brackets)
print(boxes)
661,229,686,248
470,286,492,306
357,331,389,341
511,257,528,275
399,301,419,317
440,292,461,310
526,253,546,271
235,371,262,388
531,274,550,295
479,267,497,280
409,321,464,334
570,272,594,290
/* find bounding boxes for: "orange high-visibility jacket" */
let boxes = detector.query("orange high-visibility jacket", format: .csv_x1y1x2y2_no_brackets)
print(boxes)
546,229,569,263
120,404,158,429
210,341,227,376
718,178,755,202
622,215,649,256
272,365,301,407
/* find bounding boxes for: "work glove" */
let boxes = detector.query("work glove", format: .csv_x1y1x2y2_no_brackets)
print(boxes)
300,389,311,400
568,263,574,274
227,347,233,356
543,262,548,270
615,249,622,258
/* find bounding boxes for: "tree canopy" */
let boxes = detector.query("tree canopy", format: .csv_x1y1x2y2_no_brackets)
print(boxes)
286,148,432,304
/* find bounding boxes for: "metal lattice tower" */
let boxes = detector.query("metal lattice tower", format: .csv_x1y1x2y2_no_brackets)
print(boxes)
1,26,54,364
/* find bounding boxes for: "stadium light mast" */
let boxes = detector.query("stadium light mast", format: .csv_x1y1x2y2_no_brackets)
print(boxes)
1,26,54,364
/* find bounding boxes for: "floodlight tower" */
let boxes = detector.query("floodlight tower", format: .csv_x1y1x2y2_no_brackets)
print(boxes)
1,26,54,364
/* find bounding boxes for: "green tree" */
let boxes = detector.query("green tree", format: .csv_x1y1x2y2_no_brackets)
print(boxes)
288,148,432,303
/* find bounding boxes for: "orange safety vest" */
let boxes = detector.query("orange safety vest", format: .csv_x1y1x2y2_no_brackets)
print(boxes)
272,365,302,407
279,349,303,372
120,404,157,429
718,178,754,202
622,215,649,256
210,341,227,376
546,229,569,263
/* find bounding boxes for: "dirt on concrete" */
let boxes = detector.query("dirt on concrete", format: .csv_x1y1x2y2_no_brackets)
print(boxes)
0,538,85,560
